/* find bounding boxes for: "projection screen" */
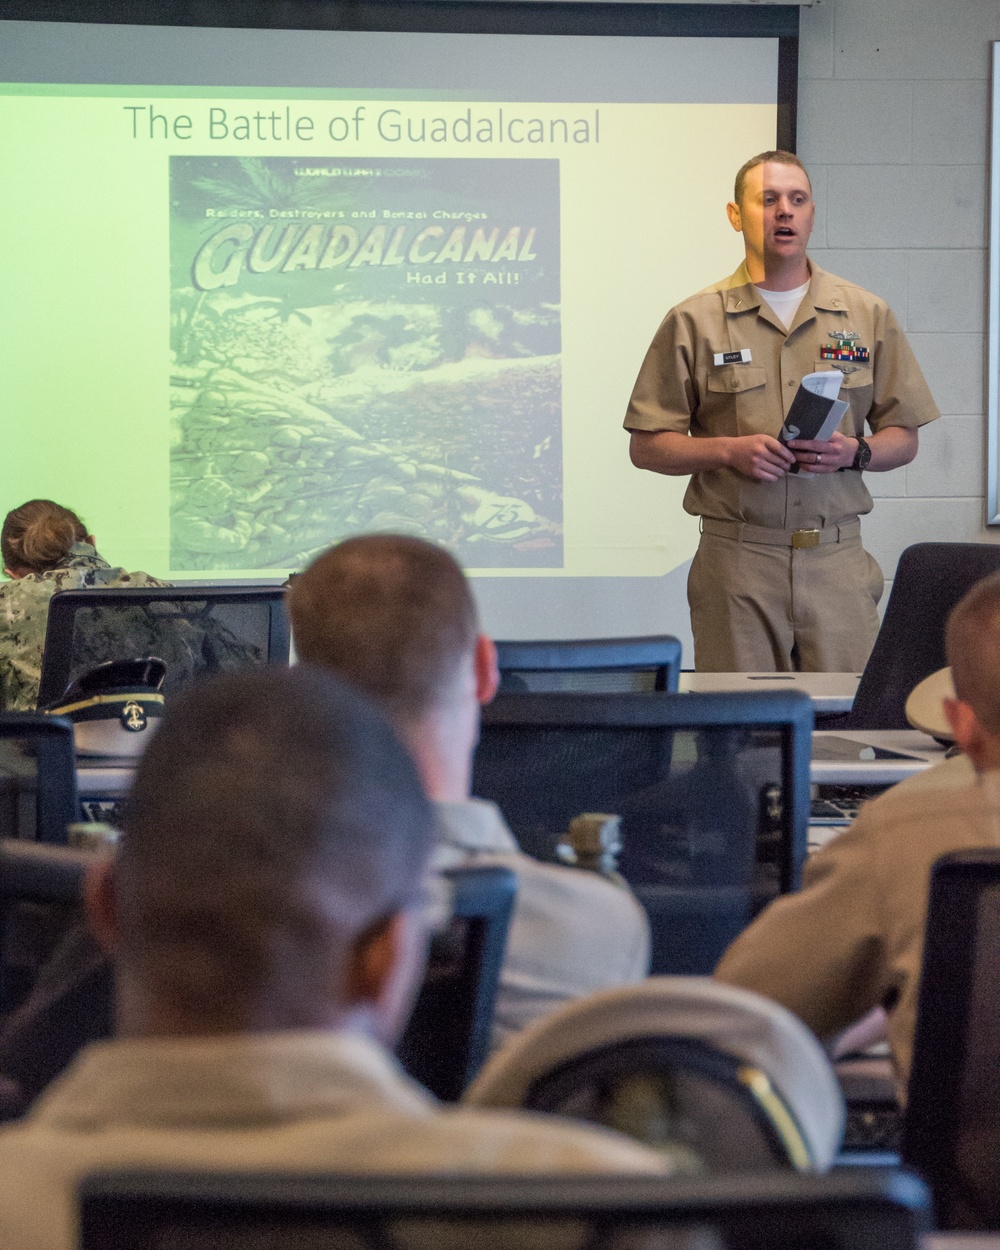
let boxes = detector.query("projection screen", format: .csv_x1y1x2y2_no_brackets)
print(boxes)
0,9,794,650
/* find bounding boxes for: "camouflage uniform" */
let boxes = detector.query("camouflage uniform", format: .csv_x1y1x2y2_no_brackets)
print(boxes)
0,544,171,711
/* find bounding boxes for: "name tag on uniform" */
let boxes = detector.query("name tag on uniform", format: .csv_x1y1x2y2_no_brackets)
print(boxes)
713,348,752,366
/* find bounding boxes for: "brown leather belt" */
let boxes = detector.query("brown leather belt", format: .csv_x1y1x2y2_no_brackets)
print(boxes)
700,518,862,549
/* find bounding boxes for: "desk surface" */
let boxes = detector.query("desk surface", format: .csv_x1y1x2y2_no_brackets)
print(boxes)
77,764,133,799
810,729,948,786
680,671,861,712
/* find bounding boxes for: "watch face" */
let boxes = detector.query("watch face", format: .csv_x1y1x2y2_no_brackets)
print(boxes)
855,439,872,470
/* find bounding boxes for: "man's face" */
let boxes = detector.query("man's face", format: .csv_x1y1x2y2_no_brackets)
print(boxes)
728,161,815,277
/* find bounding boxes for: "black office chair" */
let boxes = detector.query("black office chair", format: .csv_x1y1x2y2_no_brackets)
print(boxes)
495,635,682,694
78,1168,932,1250
846,542,1000,729
0,713,78,845
473,690,813,974
0,837,92,1022
466,978,845,1173
396,864,517,1101
902,848,1000,1230
37,586,290,708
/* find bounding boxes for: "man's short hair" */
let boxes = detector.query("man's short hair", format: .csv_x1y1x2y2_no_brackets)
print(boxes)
946,571,1000,737
117,665,434,1029
288,534,479,727
734,150,812,206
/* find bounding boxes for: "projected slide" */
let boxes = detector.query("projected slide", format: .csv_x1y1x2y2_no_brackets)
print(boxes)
171,156,561,570
0,19,779,639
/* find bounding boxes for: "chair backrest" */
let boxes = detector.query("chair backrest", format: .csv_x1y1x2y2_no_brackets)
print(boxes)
395,865,517,1101
472,690,813,975
0,836,92,1019
78,1168,932,1250
847,542,1000,730
37,586,290,708
902,848,1000,1230
0,713,78,844
495,636,682,694
0,940,111,1120
466,977,845,1173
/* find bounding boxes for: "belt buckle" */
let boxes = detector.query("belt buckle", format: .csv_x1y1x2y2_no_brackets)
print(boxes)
792,529,820,549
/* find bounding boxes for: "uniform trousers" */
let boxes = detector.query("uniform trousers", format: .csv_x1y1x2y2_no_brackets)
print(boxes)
687,527,884,672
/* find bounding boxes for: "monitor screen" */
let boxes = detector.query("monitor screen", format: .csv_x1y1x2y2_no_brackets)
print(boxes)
473,706,804,974
0,9,789,647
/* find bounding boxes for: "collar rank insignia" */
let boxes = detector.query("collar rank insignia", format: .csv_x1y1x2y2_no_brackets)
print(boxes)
820,330,869,364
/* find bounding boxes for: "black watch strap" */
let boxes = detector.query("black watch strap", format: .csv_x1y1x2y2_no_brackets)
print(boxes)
841,436,871,472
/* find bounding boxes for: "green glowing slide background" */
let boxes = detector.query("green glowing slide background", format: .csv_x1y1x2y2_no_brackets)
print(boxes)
0,87,774,581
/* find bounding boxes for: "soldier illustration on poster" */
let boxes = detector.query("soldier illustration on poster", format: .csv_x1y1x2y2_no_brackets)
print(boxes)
169,155,562,571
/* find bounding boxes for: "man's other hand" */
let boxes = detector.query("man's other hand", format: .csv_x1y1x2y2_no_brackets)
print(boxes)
786,431,856,473
727,434,797,482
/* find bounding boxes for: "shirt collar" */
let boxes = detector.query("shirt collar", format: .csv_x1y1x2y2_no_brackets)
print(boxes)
721,259,845,316
28,1030,433,1132
433,798,519,857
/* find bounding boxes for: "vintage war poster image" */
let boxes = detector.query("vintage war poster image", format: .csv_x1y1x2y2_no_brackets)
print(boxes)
169,155,563,571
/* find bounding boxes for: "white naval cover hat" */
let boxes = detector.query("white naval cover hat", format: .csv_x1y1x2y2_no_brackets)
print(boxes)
46,657,166,758
464,977,845,1172
905,666,956,743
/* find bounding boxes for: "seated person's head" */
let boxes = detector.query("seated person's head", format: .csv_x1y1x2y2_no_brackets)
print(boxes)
87,665,435,1044
2,500,91,578
945,571,1000,769
288,535,499,794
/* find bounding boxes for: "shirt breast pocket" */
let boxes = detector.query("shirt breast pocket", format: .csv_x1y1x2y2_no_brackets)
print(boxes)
814,361,874,432
704,365,769,435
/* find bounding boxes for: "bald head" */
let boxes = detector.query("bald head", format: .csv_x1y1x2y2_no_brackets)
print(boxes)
288,534,480,730
115,665,434,1035
946,572,1000,737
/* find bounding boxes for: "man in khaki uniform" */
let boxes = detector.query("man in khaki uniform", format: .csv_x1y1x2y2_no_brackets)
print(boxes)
625,151,940,672
0,667,668,1250
715,573,1000,1094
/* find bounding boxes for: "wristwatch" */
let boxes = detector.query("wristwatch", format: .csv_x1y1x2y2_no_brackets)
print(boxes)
843,436,871,472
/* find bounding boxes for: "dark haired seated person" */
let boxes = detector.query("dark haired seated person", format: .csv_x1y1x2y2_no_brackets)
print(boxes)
0,667,667,1249
0,499,169,710
288,535,651,1050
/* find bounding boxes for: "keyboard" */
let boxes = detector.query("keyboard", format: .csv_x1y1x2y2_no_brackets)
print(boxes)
841,1102,902,1153
810,783,891,826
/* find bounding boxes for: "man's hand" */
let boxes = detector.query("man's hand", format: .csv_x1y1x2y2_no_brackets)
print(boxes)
786,430,856,474
788,426,919,474
726,434,796,482
630,429,796,480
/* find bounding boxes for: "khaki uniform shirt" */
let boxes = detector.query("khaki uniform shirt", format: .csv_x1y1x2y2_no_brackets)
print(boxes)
432,799,651,1051
0,1030,668,1250
625,262,940,530
715,755,996,1096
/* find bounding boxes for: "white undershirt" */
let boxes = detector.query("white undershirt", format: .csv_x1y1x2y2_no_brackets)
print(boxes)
755,279,810,330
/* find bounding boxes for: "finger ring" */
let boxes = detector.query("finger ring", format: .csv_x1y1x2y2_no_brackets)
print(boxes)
816,453,822,463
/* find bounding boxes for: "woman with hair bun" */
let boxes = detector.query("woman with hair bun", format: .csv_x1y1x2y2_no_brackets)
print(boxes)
0,500,170,710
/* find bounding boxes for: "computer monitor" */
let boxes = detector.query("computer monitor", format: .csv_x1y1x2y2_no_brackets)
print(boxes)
472,690,813,975
78,1168,931,1250
495,636,682,694
37,586,290,708
0,714,78,844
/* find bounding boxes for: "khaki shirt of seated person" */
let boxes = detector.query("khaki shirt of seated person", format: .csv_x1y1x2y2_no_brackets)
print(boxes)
624,262,940,531
714,756,998,1094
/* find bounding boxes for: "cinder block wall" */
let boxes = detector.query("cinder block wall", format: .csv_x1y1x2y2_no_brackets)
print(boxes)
799,0,1000,602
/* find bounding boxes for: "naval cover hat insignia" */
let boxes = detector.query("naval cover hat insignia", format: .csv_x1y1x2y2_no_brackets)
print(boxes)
46,657,167,757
